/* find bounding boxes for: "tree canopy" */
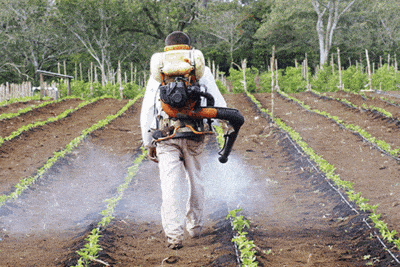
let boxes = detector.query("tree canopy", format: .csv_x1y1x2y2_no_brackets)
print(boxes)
1,0,399,84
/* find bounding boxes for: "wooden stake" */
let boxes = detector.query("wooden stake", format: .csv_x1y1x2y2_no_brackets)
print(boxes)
130,62,133,85
90,62,93,97
64,61,67,85
337,48,342,91
212,60,216,79
242,59,247,92
134,66,137,84
40,73,44,98
275,59,279,91
75,62,77,81
366,49,372,91
305,53,309,91
271,46,275,119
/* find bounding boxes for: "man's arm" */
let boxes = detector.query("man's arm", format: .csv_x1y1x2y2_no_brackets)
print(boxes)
199,66,227,108
140,77,160,148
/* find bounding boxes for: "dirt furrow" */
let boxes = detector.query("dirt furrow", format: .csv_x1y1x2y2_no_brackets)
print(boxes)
0,93,398,266
0,98,128,195
0,101,142,267
0,99,50,115
326,90,400,119
254,92,400,245
0,98,84,138
86,94,398,266
292,91,400,151
366,91,400,106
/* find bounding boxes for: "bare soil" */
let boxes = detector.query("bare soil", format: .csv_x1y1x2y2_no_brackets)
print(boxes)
0,93,399,266
0,99,51,115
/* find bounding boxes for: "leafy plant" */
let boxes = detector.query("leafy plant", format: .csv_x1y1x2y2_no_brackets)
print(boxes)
0,95,51,107
246,90,400,254
0,94,143,206
279,66,307,93
227,209,258,267
73,146,146,267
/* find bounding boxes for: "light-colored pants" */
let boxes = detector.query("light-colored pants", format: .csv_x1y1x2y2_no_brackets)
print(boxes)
156,138,205,244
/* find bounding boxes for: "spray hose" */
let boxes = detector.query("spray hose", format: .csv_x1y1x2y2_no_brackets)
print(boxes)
160,101,245,163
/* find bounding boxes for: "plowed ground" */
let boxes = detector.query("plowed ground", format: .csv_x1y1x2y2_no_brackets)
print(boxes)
0,93,399,266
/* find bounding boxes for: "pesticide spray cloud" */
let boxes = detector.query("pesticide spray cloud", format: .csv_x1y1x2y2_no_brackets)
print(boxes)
0,141,136,236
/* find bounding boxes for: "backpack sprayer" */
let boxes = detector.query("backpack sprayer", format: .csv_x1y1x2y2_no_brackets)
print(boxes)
154,75,244,163
150,45,244,163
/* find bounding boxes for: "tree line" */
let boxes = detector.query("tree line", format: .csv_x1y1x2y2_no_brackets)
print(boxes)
0,0,399,86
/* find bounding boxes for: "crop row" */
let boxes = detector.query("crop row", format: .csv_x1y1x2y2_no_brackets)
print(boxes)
285,90,400,158
0,96,99,148
0,94,142,206
212,125,259,266
0,96,80,120
74,148,146,267
0,95,50,107
246,91,400,257
311,90,400,157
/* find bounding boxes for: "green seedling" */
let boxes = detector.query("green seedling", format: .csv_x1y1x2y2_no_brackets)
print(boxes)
246,91,400,254
227,209,258,266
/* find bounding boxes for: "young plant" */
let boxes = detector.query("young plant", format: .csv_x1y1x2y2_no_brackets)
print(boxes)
73,146,146,267
0,95,143,206
246,91,400,254
227,209,258,267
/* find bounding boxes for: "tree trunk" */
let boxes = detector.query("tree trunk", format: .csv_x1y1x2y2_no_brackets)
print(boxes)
311,0,357,66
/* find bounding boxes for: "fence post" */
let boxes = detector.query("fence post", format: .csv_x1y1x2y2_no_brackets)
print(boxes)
271,46,275,120
40,73,44,98
337,47,342,91
241,59,247,92
90,62,93,97
366,49,372,91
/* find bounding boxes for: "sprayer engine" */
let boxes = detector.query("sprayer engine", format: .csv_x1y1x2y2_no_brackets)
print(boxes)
157,78,245,163
159,78,189,108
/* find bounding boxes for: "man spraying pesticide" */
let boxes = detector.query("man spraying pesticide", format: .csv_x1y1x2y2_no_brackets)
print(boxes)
140,31,244,249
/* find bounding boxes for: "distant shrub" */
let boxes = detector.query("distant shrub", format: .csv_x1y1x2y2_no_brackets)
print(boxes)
280,66,307,93
342,66,368,92
58,80,141,99
372,65,397,91
215,79,228,94
228,67,258,93
311,65,340,92
259,71,273,93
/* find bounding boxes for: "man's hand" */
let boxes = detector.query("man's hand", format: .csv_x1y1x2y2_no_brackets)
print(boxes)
147,147,158,163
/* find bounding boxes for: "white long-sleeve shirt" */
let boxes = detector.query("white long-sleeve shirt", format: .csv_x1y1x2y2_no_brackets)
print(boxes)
140,66,227,148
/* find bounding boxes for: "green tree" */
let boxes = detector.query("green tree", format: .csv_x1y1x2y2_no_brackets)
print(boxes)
255,0,319,68
195,0,250,64
57,0,140,86
311,0,357,66
0,0,75,83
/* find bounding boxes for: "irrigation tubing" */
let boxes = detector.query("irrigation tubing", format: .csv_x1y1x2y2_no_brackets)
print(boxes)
285,131,400,264
273,93,400,264
281,92,400,162
224,194,241,266
374,90,400,99
227,213,242,267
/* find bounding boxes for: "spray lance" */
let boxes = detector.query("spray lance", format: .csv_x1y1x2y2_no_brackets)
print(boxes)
155,77,245,163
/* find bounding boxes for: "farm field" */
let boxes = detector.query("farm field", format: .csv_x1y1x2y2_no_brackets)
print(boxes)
0,92,400,266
